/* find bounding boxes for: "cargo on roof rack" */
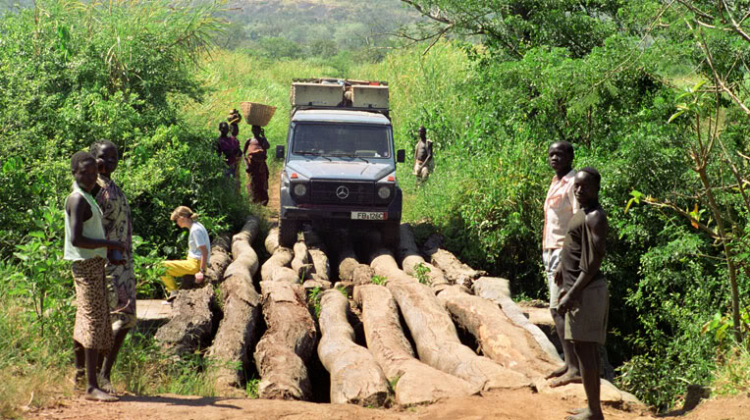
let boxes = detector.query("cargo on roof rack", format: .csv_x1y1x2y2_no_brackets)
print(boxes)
290,78,389,115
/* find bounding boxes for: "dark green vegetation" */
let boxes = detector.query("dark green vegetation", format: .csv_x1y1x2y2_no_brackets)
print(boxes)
1,0,749,416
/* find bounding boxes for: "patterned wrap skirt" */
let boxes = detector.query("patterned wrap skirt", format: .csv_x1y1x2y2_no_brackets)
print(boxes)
72,256,114,352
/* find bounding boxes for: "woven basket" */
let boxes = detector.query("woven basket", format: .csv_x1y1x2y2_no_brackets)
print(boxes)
240,102,276,127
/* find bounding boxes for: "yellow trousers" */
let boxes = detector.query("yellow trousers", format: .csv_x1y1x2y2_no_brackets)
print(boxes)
160,258,200,293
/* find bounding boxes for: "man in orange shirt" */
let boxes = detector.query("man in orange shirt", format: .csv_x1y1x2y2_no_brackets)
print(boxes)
543,141,581,388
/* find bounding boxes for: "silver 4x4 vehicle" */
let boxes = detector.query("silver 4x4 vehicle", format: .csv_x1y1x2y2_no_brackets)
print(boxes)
275,79,405,247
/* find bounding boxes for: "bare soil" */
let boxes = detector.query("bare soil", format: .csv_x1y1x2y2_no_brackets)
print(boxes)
25,389,750,420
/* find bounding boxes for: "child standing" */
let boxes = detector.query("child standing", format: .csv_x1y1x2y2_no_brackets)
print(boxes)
90,140,136,393
64,151,125,402
160,206,210,302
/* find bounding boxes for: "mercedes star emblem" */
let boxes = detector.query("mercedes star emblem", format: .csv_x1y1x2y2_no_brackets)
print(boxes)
336,185,350,199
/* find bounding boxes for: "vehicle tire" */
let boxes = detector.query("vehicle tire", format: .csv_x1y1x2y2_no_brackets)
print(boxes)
382,221,400,250
279,218,299,248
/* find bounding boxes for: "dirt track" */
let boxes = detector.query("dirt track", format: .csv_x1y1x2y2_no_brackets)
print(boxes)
25,389,750,420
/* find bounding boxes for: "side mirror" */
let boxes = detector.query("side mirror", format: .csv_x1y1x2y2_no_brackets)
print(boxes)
396,149,405,163
276,145,285,159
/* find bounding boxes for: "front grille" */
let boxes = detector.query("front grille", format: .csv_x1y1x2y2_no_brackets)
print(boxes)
310,180,375,205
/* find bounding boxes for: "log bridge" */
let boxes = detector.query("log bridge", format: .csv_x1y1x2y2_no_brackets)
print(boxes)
147,219,638,408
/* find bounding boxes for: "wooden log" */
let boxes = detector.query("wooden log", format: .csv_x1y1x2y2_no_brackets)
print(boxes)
232,217,260,259
318,289,389,406
292,241,313,279
371,249,531,391
155,287,216,357
423,234,485,287
355,284,479,406
261,246,298,283
254,281,317,400
207,216,263,393
308,248,330,282
473,277,561,363
437,285,558,378
265,226,280,255
398,223,448,289
337,230,375,284
206,232,232,284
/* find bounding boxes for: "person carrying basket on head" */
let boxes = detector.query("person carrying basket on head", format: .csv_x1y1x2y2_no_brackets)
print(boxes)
243,125,270,206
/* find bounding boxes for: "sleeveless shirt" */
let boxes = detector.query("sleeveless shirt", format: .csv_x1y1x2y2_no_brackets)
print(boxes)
560,206,606,291
64,182,107,261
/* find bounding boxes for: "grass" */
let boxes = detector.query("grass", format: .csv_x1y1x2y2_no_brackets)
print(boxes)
711,345,750,396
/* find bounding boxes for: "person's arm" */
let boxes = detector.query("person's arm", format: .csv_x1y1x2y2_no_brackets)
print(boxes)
558,210,607,314
243,139,251,155
195,245,209,283
67,194,125,251
260,133,270,151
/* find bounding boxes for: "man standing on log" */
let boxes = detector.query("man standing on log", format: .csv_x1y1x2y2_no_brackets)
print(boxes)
556,168,609,420
412,126,433,182
543,141,581,387
243,125,270,206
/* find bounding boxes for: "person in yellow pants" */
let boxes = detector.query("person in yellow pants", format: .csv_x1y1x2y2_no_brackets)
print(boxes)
161,206,210,302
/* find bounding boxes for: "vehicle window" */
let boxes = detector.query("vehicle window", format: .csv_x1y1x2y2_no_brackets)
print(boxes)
292,124,391,158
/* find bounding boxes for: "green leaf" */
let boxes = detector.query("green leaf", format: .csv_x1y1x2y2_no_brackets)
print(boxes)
667,110,685,124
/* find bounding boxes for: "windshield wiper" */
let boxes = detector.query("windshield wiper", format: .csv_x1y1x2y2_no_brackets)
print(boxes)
295,151,331,161
329,153,369,164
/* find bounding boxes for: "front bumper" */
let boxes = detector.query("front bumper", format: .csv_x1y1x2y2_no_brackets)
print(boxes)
281,189,402,222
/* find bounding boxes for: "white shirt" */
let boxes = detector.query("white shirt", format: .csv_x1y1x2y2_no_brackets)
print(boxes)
543,169,579,250
188,222,211,264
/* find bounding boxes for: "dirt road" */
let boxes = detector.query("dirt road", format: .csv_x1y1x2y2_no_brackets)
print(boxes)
25,388,750,420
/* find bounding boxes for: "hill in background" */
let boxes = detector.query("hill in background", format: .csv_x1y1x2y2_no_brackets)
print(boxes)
218,0,424,60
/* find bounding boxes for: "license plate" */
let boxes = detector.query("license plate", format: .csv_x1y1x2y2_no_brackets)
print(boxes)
351,212,388,220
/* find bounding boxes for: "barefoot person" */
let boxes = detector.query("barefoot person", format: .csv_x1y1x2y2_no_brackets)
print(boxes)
556,168,609,420
243,125,270,206
65,151,126,402
89,140,136,393
159,206,210,301
412,126,433,182
216,120,241,191
543,141,581,388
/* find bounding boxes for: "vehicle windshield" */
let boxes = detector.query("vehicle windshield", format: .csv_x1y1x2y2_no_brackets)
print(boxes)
292,123,391,158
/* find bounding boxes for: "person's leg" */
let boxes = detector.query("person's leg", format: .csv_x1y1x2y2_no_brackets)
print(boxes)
549,310,581,386
565,342,603,420
544,249,580,384
73,340,86,389
98,323,131,393
160,259,200,293
84,347,117,401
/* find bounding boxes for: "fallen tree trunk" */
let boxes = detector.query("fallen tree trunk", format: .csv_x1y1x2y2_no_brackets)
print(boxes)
292,241,313,279
155,286,216,357
473,277,561,363
423,234,485,287
336,230,375,284
254,281,317,400
370,248,531,391
261,228,299,283
265,226,280,255
318,289,389,406
308,248,330,282
207,217,263,393
437,285,558,378
206,233,232,284
355,284,479,406
398,224,448,289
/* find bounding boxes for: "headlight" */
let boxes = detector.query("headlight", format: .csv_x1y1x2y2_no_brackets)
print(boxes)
377,185,392,199
293,183,308,196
